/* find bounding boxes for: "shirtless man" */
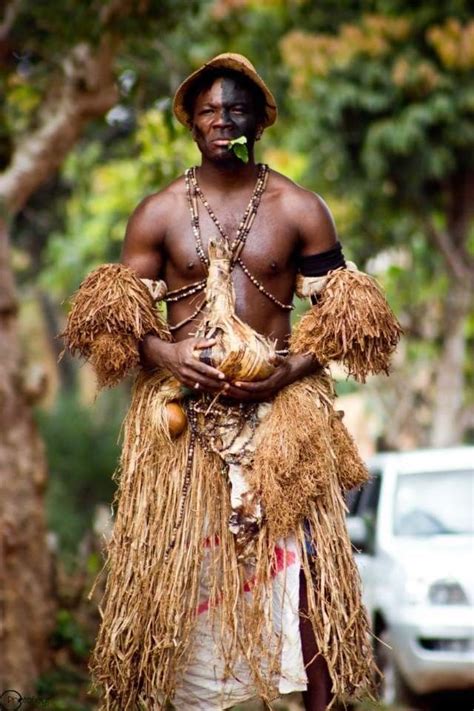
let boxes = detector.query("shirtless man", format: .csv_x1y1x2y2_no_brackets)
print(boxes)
121,54,339,711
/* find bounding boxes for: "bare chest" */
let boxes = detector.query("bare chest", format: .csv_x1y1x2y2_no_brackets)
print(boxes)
163,194,297,288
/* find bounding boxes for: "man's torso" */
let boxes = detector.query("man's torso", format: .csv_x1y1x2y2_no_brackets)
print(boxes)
123,166,336,349
157,169,302,347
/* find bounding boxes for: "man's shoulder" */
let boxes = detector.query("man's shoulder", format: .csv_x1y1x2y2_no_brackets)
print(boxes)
268,168,337,248
134,174,186,217
267,168,328,216
125,175,187,244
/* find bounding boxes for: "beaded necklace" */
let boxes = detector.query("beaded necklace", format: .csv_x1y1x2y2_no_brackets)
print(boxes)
187,164,293,311
165,164,293,332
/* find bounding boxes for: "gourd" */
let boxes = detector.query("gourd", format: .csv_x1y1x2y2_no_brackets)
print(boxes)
196,238,277,381
166,401,188,437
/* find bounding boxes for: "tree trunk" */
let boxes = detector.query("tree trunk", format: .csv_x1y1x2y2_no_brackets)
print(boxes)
37,288,77,391
0,216,55,692
430,278,472,447
428,171,474,447
0,1,150,693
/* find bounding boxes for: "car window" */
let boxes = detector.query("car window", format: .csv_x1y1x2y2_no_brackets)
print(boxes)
346,471,382,516
357,471,382,517
346,487,363,515
347,471,382,553
393,468,474,536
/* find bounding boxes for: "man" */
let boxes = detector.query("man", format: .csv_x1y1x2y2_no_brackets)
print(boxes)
64,54,401,710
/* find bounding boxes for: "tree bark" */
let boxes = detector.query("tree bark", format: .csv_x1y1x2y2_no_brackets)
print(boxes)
429,172,474,446
0,216,55,692
0,11,125,692
0,39,118,212
430,277,472,447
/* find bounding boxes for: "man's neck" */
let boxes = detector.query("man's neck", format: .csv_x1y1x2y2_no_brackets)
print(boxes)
197,156,259,192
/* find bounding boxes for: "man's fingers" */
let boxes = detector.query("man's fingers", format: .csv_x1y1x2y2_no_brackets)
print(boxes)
232,376,277,392
224,384,270,401
182,371,226,392
188,339,227,379
192,338,217,350
181,364,228,389
184,358,226,381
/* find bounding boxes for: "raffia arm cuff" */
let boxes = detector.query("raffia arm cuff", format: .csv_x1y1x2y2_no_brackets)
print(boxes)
140,277,167,303
290,266,402,382
62,263,171,388
295,260,358,300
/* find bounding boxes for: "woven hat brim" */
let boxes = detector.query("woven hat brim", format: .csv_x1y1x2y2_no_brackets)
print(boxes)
173,54,277,129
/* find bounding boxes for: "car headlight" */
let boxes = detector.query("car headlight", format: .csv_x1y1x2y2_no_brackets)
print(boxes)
428,580,469,605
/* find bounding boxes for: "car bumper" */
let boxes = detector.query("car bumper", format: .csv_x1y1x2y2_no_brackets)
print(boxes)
389,607,474,694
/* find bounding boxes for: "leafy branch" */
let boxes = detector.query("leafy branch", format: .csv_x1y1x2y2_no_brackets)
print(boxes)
228,135,248,163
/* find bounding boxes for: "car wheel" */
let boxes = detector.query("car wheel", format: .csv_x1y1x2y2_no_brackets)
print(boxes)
375,628,420,708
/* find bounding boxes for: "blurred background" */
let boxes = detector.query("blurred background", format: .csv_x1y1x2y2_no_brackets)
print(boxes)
1,1,473,709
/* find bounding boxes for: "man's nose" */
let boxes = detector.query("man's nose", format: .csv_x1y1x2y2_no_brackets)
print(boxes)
212,108,232,127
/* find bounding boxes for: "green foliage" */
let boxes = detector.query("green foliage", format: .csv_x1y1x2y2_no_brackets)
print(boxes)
36,663,95,711
41,109,197,297
51,610,90,659
229,135,249,162
280,6,474,214
37,390,126,558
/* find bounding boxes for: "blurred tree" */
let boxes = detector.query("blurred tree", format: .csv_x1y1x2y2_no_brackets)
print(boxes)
0,0,201,693
1,0,473,695
278,4,474,446
41,109,198,294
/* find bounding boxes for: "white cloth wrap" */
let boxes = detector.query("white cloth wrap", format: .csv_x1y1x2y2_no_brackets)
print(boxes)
172,402,307,710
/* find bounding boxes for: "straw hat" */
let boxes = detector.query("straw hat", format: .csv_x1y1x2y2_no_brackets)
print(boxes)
173,53,277,129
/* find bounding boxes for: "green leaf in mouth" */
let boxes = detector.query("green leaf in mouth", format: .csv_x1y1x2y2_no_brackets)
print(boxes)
228,135,249,163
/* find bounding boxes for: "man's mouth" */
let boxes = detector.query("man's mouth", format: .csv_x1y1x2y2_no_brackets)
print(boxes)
212,138,233,146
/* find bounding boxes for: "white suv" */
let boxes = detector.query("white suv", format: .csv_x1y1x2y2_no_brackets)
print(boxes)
347,447,474,706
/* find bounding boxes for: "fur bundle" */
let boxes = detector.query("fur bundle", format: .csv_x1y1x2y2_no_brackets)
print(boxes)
62,263,170,387
291,267,402,382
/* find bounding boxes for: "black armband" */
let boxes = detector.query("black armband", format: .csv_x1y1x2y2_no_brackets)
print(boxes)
298,242,346,277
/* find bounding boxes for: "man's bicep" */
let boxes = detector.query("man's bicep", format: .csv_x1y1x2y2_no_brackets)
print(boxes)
297,192,339,257
121,198,164,279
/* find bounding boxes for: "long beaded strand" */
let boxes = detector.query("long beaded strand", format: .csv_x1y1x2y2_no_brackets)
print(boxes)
186,165,293,311
187,164,267,268
163,405,197,564
165,279,206,302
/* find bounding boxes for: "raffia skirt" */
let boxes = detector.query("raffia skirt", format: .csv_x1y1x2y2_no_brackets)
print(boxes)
88,370,375,710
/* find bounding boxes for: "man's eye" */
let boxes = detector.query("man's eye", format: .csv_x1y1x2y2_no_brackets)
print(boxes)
200,109,213,115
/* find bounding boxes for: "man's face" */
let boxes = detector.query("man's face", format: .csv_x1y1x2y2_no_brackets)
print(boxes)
191,76,260,162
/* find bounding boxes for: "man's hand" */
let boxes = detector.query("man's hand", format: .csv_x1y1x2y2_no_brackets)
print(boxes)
140,335,227,393
223,353,320,402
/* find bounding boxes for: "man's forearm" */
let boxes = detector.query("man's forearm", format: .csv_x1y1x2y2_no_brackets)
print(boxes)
139,333,173,370
288,352,322,383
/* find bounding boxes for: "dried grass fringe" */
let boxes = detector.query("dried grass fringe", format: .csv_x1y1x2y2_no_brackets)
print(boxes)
249,373,375,702
88,370,375,709
290,268,402,382
62,263,170,388
298,496,376,703
88,371,282,709
248,371,370,540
